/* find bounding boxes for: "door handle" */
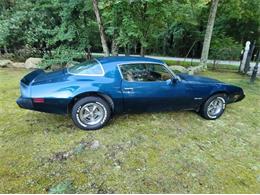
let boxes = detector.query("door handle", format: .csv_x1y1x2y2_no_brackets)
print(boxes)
123,88,134,92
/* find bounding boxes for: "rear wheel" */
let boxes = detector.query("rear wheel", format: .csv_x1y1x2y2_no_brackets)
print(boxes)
71,96,111,130
200,94,226,120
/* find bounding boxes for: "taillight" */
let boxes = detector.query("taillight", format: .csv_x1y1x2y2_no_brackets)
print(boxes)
33,98,45,103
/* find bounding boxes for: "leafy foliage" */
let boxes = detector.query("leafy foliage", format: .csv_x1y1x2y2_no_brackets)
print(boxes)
210,35,242,61
0,0,259,66
40,45,85,69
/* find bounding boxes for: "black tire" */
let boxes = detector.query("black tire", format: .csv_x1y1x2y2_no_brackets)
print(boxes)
71,96,111,130
200,93,227,120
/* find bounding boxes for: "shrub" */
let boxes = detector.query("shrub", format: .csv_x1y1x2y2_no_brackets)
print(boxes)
40,46,86,69
210,36,242,61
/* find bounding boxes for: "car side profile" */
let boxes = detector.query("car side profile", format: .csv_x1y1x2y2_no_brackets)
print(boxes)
17,56,245,130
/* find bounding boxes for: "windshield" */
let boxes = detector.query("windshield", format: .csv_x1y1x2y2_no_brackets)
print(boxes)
67,59,104,75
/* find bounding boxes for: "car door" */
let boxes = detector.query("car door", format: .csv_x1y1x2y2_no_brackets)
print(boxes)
119,63,191,112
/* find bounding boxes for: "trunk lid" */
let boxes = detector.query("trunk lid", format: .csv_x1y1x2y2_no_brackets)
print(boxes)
32,69,66,84
21,69,45,85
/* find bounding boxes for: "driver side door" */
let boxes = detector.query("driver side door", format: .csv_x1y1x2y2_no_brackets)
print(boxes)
119,63,191,112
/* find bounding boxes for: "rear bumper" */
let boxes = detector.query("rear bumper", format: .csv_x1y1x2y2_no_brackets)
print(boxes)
16,96,69,114
16,97,34,110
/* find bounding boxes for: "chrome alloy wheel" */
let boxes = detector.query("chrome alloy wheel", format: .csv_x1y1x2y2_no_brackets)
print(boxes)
79,102,105,125
207,97,225,118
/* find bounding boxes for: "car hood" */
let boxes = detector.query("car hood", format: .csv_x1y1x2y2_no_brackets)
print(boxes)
177,73,223,84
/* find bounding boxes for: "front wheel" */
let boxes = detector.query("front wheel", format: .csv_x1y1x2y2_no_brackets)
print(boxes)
200,94,226,120
71,96,111,130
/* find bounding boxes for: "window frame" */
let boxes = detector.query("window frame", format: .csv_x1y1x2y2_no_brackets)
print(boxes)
67,58,105,76
117,62,176,82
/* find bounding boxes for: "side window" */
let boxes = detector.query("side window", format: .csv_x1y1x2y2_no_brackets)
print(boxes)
119,63,172,82
68,60,104,75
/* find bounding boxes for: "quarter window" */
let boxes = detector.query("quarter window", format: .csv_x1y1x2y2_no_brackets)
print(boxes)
119,63,172,82
68,60,104,75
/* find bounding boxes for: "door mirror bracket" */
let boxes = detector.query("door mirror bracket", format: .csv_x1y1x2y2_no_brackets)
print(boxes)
171,77,179,84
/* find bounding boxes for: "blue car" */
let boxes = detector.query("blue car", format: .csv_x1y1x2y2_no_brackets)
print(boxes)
17,56,245,130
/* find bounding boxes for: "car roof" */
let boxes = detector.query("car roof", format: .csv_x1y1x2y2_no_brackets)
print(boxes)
96,56,164,66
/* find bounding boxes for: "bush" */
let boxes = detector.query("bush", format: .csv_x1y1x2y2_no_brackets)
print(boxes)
210,36,242,61
40,46,86,69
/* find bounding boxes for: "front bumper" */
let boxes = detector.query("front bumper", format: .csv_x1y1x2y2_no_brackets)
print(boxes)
227,93,245,103
16,97,34,110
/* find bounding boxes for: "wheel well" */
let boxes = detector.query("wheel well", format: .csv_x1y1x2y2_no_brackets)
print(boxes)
67,92,114,114
196,91,228,112
204,91,229,105
210,91,228,98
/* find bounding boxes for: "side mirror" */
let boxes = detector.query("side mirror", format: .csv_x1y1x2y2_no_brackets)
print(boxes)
171,77,179,84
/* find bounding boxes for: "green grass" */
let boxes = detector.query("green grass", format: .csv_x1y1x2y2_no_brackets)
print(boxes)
0,68,259,193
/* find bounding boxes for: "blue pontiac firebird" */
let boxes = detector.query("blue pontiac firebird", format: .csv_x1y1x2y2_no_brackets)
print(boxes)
17,56,245,130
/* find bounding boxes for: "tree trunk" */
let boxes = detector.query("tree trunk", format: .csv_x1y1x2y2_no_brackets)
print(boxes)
140,45,145,57
86,47,93,60
92,0,110,56
111,39,118,56
163,36,167,56
124,45,130,56
4,45,8,54
200,0,219,68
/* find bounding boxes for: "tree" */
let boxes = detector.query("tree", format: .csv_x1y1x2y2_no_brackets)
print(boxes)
1,0,259,67
200,0,219,68
92,0,109,56
130,0,166,56
100,0,126,56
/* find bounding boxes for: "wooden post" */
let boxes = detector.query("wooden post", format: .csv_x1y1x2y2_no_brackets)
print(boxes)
240,41,250,73
244,41,256,73
250,50,259,83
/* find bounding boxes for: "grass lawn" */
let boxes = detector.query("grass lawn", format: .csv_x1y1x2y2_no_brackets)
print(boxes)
0,68,259,193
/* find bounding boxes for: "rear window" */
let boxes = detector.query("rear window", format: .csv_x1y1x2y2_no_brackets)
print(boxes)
67,59,104,75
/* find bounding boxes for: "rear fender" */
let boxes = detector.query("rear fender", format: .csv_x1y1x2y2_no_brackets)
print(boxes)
20,69,45,97
67,92,115,114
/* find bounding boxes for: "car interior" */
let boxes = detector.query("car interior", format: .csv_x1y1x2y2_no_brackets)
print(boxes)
120,63,172,82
